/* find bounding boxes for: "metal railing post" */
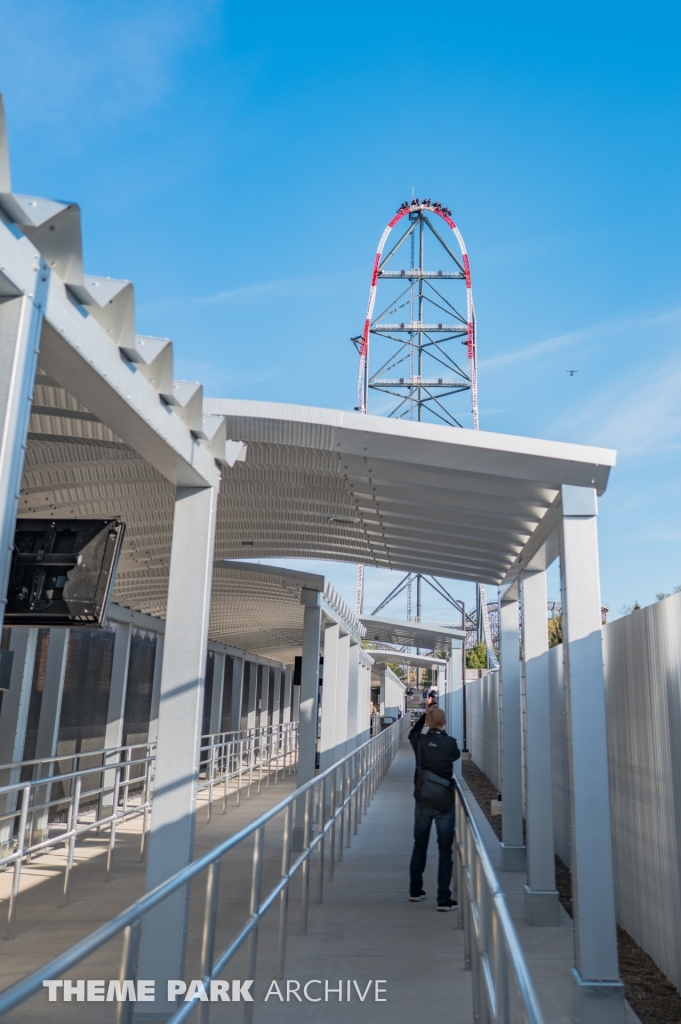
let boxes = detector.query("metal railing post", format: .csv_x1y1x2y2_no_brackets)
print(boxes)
140,758,151,862
277,803,292,979
116,919,141,1024
207,744,216,822
300,789,311,935
198,859,221,1024
328,770,336,881
316,777,326,904
63,776,82,907
492,906,509,1024
223,741,231,813
6,786,30,940
243,826,264,1024
107,765,121,881
345,761,352,848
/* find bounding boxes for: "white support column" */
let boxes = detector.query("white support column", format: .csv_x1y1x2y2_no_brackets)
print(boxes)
521,568,559,923
0,628,38,853
297,592,322,788
32,628,70,842
293,589,322,848
281,665,293,724
34,628,69,760
356,661,368,744
272,667,281,725
0,264,49,632
447,644,463,779
104,623,132,750
292,679,300,723
319,623,339,772
378,665,386,715
244,662,258,731
560,485,624,1022
258,667,268,733
101,623,132,816
209,652,225,736
333,633,350,761
499,590,526,871
230,657,244,733
346,641,360,750
147,633,164,746
138,483,218,1018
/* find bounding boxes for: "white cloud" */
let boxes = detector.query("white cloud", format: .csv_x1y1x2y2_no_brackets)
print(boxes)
199,273,342,306
480,307,681,372
137,272,348,315
552,351,681,456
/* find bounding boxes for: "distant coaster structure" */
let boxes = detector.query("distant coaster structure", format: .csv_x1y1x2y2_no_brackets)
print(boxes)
353,198,495,665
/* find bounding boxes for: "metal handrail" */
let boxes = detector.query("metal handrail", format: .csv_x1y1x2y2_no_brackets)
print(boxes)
0,716,409,1022
0,749,155,939
0,723,299,940
454,779,545,1024
0,723,297,787
0,740,156,778
197,723,298,818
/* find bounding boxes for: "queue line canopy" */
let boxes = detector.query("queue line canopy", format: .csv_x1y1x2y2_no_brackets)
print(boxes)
206,399,616,586
369,650,447,670
359,614,464,651
210,560,363,664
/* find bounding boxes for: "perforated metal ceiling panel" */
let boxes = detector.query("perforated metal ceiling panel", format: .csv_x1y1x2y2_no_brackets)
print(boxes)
206,399,616,586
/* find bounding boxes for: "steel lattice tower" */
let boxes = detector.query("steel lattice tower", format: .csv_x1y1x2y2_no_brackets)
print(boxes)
353,199,495,664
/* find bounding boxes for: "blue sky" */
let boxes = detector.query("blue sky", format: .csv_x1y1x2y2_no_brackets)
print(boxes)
2,0,680,621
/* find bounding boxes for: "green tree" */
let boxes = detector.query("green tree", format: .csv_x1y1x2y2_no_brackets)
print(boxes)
548,613,562,648
466,642,488,669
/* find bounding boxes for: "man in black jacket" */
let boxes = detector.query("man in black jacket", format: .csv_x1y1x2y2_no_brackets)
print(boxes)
408,697,460,910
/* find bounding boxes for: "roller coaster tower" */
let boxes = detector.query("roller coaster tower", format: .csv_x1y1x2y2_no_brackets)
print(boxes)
353,198,495,663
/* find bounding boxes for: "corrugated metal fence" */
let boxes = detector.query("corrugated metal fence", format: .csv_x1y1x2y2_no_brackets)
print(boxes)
466,594,681,991
467,668,500,791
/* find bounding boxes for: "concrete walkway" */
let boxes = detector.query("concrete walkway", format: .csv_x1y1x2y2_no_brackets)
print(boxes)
0,742,642,1023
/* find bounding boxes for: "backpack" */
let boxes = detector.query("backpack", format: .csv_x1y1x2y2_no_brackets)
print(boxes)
413,734,455,813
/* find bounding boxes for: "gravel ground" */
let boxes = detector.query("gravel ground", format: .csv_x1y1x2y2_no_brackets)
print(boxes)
461,759,681,1024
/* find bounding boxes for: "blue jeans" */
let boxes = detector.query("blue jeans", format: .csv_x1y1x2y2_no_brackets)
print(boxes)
409,801,455,904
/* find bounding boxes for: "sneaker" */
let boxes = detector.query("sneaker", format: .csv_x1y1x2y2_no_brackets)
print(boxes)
409,890,427,901
436,898,458,911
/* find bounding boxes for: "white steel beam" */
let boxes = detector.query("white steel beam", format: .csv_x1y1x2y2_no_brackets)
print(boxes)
318,624,339,773
521,568,558,923
209,652,225,735
333,633,350,761
346,641,360,750
101,623,132,816
272,666,281,725
281,665,293,724
230,657,244,732
245,663,257,731
0,628,37,853
0,246,49,630
498,592,525,871
559,485,624,1022
137,483,218,1018
38,293,218,489
447,646,463,780
32,628,70,842
293,590,322,848
147,634,164,746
